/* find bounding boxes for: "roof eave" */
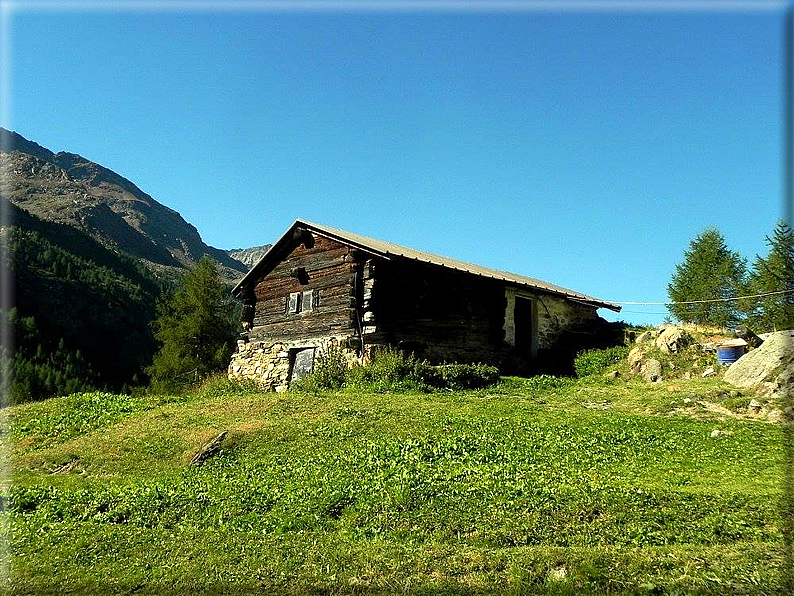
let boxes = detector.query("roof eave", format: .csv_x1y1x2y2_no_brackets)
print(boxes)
232,219,390,297
231,219,303,296
569,298,622,313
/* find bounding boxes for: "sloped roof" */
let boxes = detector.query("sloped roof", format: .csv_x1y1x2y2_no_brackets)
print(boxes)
233,219,621,312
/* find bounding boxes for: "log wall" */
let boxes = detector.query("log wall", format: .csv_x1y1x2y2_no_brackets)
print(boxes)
363,259,604,374
362,259,509,366
246,234,359,343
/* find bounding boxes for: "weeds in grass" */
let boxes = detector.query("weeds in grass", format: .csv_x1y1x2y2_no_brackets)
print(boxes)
9,408,781,548
345,347,432,393
195,373,260,399
520,374,576,393
291,346,501,394
431,362,501,390
574,346,631,378
9,392,147,446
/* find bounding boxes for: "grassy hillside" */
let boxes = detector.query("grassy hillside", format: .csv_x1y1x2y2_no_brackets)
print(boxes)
2,371,786,595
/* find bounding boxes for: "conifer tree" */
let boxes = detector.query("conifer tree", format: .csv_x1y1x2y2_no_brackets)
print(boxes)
147,258,239,389
744,221,794,332
667,227,746,327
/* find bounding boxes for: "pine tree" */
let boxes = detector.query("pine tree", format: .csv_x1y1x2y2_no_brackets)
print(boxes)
744,221,794,332
147,258,239,389
667,227,747,327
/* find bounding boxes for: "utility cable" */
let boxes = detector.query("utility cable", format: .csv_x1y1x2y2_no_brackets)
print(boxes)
606,288,794,306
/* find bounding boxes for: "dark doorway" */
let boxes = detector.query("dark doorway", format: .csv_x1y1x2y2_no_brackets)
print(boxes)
514,297,533,355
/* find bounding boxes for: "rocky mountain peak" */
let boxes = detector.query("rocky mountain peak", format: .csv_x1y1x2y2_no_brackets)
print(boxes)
226,245,272,268
1,127,251,281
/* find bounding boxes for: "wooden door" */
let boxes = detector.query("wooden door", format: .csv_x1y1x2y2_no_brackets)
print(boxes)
289,348,315,382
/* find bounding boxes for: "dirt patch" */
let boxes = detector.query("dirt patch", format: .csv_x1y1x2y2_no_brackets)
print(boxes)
233,419,267,433
669,399,783,423
697,400,737,418
42,457,85,475
582,401,613,410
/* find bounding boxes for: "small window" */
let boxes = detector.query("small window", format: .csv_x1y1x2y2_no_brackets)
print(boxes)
302,290,314,311
288,292,300,314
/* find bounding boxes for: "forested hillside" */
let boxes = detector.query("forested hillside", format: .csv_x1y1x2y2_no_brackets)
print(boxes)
0,129,277,403
2,198,169,402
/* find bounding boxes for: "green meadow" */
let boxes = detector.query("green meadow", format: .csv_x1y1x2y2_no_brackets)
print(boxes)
2,373,787,595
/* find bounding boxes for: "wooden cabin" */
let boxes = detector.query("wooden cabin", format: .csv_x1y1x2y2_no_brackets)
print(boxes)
229,219,621,390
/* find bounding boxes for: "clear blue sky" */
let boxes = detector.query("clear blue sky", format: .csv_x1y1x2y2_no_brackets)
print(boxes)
3,1,789,325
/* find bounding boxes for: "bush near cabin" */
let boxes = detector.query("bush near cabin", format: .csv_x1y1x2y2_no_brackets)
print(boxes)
292,346,500,393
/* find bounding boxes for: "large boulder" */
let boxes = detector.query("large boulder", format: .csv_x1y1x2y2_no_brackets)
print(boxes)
724,330,794,388
641,359,663,383
655,327,692,354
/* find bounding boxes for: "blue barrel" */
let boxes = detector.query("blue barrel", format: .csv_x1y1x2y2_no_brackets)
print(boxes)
717,345,745,365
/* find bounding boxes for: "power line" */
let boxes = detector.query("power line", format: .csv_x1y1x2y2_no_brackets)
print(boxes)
607,288,794,306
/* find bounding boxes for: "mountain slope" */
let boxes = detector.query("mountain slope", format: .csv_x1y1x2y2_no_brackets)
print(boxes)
2,197,167,399
226,244,271,268
0,128,248,280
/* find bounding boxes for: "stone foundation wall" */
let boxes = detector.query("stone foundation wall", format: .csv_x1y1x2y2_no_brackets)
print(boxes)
227,335,362,392
535,294,599,348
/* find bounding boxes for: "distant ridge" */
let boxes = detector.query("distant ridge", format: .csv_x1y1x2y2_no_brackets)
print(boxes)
0,127,249,281
227,245,272,268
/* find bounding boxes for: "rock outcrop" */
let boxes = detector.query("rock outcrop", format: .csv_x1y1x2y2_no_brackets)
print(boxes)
641,358,663,382
724,330,794,388
226,245,272,268
627,325,725,383
656,326,692,354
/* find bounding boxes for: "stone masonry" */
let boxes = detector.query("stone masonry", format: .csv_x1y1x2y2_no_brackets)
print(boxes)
228,335,362,392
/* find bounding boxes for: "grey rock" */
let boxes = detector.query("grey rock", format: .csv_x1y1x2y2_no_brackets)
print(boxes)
549,565,567,580
767,409,784,423
755,381,780,399
226,244,272,268
702,367,716,378
724,330,794,388
656,327,692,354
635,330,654,344
641,359,663,382
777,364,794,387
